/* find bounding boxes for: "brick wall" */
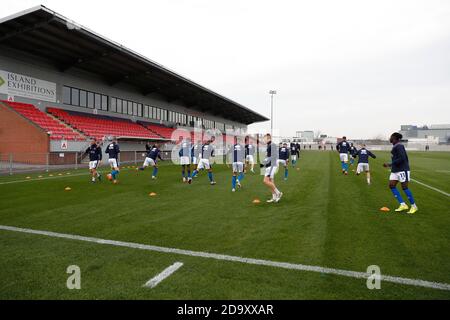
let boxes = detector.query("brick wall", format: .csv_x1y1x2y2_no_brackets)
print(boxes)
0,102,50,164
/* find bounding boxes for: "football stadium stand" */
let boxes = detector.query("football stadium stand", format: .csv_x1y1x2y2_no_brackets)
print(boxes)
0,5,267,158
47,108,161,141
2,101,84,141
141,123,176,140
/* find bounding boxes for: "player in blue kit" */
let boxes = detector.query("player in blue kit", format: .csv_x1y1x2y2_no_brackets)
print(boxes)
290,142,298,167
383,132,418,214
349,143,357,166
229,137,245,192
336,136,351,175
277,143,290,181
191,140,202,178
179,138,192,184
85,139,102,183
139,143,163,179
354,144,376,185
260,133,282,203
192,140,216,185
245,137,256,173
105,138,120,184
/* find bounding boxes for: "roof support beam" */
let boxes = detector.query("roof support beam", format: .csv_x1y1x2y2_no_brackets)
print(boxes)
0,17,55,43
141,86,158,96
58,51,111,72
107,70,152,86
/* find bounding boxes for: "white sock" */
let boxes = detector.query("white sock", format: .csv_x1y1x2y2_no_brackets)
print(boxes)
274,188,280,195
272,193,277,199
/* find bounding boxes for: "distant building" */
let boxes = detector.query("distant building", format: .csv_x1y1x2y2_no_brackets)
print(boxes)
295,131,314,142
400,124,450,143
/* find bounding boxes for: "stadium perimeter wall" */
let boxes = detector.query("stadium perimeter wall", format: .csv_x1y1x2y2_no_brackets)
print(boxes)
0,102,49,163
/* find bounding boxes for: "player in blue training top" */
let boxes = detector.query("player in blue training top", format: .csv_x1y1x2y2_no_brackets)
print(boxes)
290,142,299,167
277,143,290,181
336,136,351,175
192,140,216,185
139,143,163,179
260,133,283,203
179,138,192,184
383,132,418,214
354,144,376,185
191,140,202,178
105,138,120,184
245,136,256,173
349,143,357,166
85,139,102,183
229,136,245,192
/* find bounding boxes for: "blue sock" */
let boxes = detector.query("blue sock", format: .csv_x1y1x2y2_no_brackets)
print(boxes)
192,170,198,177
285,168,288,179
182,169,185,178
232,176,237,189
187,170,191,178
403,188,415,205
341,162,345,170
238,172,244,182
208,172,213,182
391,187,405,204
153,167,158,177
344,163,349,171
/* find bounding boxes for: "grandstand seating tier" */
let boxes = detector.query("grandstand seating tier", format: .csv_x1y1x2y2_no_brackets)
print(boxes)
2,101,85,140
48,107,162,141
142,123,176,140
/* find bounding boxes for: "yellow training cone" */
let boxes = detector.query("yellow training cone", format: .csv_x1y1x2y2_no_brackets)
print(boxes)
252,199,261,204
65,187,72,191
149,192,157,197
380,207,390,212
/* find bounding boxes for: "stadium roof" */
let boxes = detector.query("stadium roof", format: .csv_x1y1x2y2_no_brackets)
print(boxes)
0,5,268,125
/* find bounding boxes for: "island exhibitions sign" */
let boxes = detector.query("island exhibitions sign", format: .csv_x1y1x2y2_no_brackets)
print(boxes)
0,69,56,102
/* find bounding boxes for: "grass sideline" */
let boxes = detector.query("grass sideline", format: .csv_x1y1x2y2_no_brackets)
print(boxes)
0,151,449,299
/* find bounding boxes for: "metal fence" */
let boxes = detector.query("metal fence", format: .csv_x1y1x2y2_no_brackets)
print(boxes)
0,151,172,175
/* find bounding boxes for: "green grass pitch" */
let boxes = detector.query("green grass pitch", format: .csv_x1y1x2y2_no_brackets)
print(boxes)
0,151,449,299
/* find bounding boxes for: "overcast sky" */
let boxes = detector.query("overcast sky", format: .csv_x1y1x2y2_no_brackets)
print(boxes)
4,0,450,139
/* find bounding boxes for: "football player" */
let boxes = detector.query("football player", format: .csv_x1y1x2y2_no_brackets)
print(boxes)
383,132,418,214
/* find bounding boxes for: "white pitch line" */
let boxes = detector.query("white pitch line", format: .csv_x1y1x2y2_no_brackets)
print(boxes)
144,262,183,288
0,225,449,292
0,167,136,185
411,179,450,197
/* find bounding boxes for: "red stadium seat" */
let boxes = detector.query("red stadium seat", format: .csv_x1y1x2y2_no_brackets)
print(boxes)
142,123,176,140
47,107,161,141
2,101,85,141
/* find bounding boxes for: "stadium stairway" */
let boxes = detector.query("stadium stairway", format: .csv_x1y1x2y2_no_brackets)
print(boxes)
46,112,88,140
1,101,85,141
139,122,176,141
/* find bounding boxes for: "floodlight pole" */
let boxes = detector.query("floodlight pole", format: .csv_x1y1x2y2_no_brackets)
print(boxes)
269,90,277,136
